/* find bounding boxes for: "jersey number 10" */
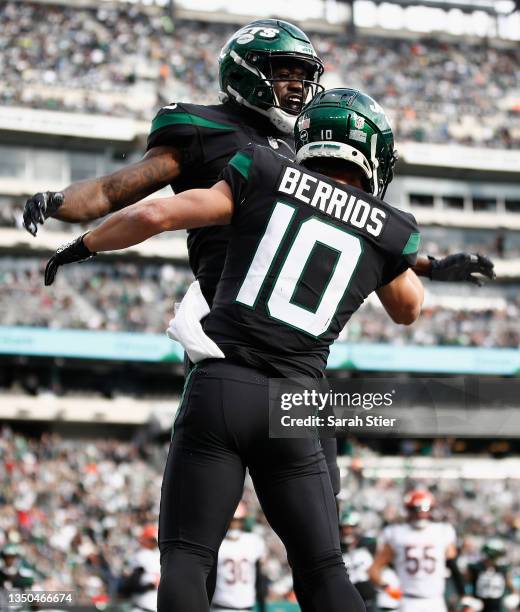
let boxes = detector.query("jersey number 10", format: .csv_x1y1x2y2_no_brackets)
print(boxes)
236,201,363,337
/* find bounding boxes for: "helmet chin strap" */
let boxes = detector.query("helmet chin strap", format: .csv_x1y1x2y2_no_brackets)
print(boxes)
370,133,380,197
226,85,296,134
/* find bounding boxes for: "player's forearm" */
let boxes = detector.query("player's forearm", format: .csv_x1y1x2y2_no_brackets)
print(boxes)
55,147,182,223
411,255,432,278
83,183,232,253
377,269,424,325
56,177,123,222
368,563,384,587
82,198,171,252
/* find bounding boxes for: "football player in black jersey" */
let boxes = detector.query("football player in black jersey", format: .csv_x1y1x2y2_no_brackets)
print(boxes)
23,14,493,473
24,21,337,610
23,22,494,295
467,540,517,612
26,17,493,610
44,86,426,611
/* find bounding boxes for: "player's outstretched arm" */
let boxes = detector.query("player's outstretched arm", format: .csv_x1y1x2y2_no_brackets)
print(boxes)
368,543,394,588
412,253,495,285
43,181,233,286
85,180,233,251
23,146,182,235
377,269,424,325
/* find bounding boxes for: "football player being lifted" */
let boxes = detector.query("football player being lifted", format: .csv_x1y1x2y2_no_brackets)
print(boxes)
370,490,465,612
44,86,426,611
24,21,335,611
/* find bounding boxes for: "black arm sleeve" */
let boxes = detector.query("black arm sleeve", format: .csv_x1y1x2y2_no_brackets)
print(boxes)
255,560,268,612
447,557,466,597
118,568,154,596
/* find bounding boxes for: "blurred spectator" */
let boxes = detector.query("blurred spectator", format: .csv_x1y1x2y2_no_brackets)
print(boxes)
0,257,518,348
0,2,519,148
0,257,192,333
0,426,519,605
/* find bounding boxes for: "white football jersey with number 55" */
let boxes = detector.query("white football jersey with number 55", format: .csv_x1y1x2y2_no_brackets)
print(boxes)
382,522,456,598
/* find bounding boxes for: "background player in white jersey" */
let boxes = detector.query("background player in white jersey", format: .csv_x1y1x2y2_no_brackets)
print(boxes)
211,502,266,612
119,524,160,612
369,490,460,612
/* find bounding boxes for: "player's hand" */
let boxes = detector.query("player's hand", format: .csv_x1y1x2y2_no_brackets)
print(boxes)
429,253,495,285
383,585,403,600
44,233,96,286
23,191,64,236
459,596,484,611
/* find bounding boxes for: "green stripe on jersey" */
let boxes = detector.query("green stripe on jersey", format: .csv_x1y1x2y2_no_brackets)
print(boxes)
229,151,253,180
150,112,237,134
402,232,421,255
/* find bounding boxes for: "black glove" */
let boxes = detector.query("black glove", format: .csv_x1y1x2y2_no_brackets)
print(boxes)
44,233,96,286
23,191,64,236
429,253,495,285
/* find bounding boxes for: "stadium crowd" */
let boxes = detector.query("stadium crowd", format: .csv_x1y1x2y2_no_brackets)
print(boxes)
0,426,519,606
1,257,518,348
0,257,193,334
3,205,520,259
2,201,520,261
0,1,519,148
340,301,520,348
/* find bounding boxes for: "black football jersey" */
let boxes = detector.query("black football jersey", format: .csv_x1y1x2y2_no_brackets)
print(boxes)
469,562,508,612
203,144,421,378
147,102,294,304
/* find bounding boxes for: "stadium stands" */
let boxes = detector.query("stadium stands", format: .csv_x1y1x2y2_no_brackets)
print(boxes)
1,426,519,606
1,1,519,147
0,2,519,608
0,257,517,347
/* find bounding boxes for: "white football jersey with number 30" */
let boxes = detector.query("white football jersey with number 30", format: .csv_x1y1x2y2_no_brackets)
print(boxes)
212,532,265,609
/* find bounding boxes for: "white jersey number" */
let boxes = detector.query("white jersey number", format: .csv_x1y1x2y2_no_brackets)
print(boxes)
404,545,437,575
222,558,252,585
236,202,363,337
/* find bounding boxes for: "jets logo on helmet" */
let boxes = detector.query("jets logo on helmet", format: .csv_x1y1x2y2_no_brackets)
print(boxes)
219,19,324,134
294,88,398,198
233,26,280,43
482,538,506,560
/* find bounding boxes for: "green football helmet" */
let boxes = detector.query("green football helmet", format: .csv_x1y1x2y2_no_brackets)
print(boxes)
219,19,324,134
294,88,398,198
340,510,361,528
482,538,506,560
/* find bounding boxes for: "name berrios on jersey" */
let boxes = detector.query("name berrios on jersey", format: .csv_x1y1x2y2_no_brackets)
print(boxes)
278,166,387,237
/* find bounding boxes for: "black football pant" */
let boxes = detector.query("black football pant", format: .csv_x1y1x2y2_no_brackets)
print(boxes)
291,436,340,612
158,360,364,612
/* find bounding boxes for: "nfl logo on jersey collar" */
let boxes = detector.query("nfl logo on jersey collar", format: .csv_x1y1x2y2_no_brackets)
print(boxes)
267,136,279,149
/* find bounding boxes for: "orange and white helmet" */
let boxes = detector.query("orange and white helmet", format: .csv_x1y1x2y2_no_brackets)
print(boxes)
404,490,434,528
404,489,435,512
139,524,158,547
